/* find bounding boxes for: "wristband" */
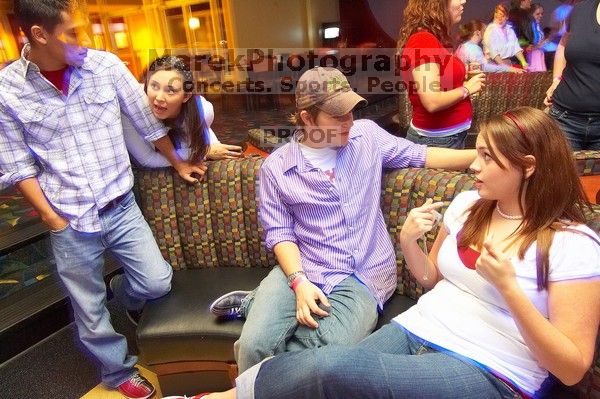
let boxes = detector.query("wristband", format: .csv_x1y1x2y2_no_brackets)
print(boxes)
287,270,306,287
291,275,308,291
461,86,470,99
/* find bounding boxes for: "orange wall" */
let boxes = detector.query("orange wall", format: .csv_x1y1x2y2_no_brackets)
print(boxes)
229,0,339,49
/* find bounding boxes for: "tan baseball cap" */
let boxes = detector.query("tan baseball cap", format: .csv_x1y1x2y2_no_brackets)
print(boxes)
295,67,367,116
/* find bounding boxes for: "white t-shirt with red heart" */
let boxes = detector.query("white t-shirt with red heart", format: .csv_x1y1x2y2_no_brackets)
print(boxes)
298,143,338,187
393,190,600,396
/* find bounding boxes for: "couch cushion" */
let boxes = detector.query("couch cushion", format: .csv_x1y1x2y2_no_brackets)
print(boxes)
207,158,276,268
137,267,270,365
574,150,600,176
134,158,277,270
381,168,476,300
377,295,417,329
133,168,186,270
470,72,552,133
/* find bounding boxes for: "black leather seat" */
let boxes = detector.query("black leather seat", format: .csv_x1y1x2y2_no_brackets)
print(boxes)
136,267,270,394
138,267,269,365
136,267,417,395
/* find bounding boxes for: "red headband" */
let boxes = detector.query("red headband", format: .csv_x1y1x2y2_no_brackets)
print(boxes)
503,112,526,136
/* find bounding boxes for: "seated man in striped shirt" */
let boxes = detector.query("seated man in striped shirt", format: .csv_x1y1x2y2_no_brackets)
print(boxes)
211,67,476,374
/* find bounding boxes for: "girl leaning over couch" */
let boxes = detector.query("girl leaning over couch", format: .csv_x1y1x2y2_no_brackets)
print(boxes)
123,55,243,170
193,107,600,399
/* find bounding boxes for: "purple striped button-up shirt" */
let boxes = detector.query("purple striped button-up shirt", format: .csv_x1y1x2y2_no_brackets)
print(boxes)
0,45,168,232
259,119,427,308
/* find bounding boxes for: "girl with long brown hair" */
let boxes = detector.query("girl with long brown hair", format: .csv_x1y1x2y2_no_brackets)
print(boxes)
123,56,242,168
186,107,599,399
397,106,599,397
398,0,485,149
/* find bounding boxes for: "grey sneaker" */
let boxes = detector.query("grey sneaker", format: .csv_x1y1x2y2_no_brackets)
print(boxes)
209,290,250,318
109,274,142,326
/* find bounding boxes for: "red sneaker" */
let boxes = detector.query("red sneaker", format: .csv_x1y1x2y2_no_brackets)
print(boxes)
118,373,155,399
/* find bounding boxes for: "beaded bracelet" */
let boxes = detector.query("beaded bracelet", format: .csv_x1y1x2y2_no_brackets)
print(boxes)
291,275,308,291
461,86,470,99
287,270,306,287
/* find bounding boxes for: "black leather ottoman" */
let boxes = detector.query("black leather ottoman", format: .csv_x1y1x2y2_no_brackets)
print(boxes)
136,266,418,396
136,267,270,395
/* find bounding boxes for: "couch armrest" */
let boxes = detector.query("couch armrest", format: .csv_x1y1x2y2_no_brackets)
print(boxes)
574,150,600,177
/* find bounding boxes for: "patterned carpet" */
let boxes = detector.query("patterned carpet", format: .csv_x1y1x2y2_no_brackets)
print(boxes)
206,92,298,145
0,188,51,301
0,188,39,236
207,91,399,146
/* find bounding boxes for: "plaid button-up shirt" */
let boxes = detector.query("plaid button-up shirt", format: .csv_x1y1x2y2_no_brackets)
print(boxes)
0,45,168,232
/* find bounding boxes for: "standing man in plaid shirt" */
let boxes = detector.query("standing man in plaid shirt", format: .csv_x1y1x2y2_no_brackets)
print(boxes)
0,1,206,397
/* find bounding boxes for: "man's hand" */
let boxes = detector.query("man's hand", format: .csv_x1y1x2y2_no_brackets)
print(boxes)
294,279,331,329
175,161,208,184
43,212,69,232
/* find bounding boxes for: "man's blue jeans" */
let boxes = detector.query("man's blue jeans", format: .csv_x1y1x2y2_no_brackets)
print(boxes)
235,267,378,373
550,104,600,150
236,324,521,399
50,191,172,387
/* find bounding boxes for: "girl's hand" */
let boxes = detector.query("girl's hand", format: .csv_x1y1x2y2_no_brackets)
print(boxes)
509,66,525,74
464,73,486,96
400,199,444,243
475,236,518,294
207,143,243,160
544,79,561,106
175,161,208,184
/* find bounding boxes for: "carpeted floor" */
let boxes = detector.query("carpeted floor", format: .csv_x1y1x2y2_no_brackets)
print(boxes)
206,92,399,146
207,92,297,146
0,297,138,399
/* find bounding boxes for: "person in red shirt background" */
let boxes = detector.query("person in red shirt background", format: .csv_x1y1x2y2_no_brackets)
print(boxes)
398,0,485,149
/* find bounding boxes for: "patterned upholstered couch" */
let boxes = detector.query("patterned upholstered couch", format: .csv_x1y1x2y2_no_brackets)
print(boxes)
133,154,600,398
397,71,554,146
